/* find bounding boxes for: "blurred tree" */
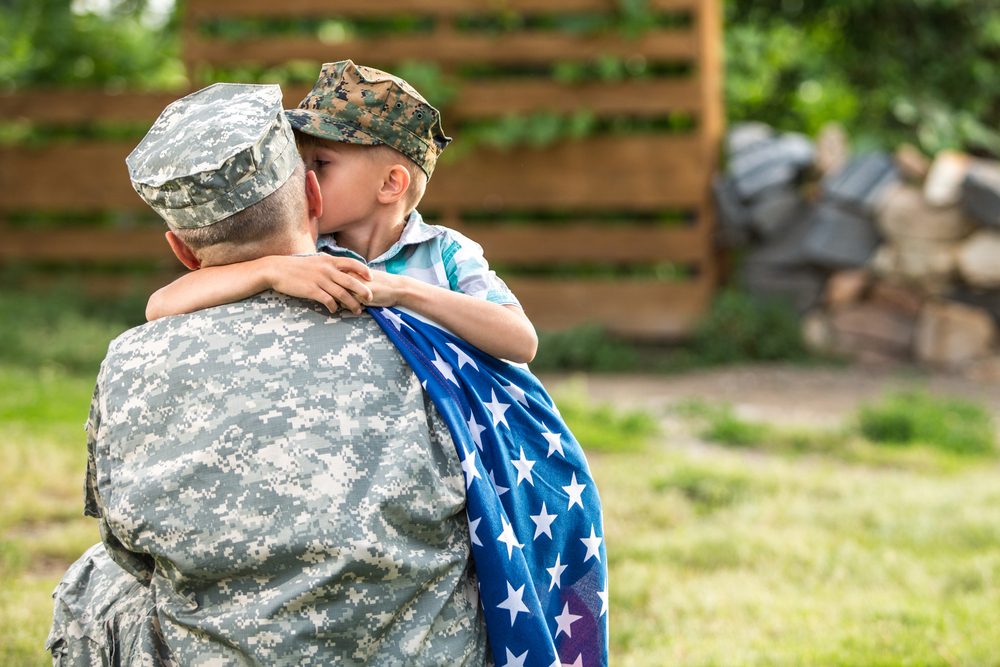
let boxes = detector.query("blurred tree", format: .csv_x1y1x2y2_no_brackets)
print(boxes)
725,0,1000,155
0,0,185,91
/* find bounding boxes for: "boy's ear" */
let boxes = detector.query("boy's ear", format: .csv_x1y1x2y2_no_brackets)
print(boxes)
165,231,201,271
377,164,411,205
305,169,323,222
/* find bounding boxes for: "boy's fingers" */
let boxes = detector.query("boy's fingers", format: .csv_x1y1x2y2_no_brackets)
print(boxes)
331,274,374,302
311,289,339,314
327,256,372,280
325,285,363,315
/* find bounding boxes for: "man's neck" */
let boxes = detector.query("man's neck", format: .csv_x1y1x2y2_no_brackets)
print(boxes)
200,233,317,267
333,208,410,262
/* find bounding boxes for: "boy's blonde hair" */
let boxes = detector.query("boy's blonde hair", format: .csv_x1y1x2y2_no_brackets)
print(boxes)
295,132,428,215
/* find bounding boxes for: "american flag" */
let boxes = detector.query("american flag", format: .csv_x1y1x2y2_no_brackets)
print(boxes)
370,307,609,667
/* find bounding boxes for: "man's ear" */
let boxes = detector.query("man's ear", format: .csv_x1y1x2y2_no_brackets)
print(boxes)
305,169,323,222
165,231,201,270
377,165,411,205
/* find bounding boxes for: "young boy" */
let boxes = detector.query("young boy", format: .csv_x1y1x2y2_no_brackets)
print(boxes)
146,61,538,363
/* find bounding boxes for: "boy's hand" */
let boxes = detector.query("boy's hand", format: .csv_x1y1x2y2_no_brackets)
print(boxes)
359,272,410,308
265,255,374,315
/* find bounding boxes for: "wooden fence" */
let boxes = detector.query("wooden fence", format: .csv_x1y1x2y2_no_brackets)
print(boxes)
0,0,722,338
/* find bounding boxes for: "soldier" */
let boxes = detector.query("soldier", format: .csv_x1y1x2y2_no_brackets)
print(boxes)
47,83,489,665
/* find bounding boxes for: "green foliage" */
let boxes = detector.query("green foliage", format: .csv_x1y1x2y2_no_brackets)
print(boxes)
677,390,998,464
691,290,810,364
725,1,1000,155
858,390,997,456
0,281,144,374
653,462,771,514
532,325,641,373
699,405,770,447
554,384,659,453
0,0,185,91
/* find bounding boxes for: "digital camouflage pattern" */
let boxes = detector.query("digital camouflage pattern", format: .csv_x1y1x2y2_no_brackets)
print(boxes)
47,543,175,667
126,83,301,229
286,60,452,178
51,293,488,666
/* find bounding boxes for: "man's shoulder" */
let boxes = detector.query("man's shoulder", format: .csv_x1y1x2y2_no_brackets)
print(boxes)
107,292,372,358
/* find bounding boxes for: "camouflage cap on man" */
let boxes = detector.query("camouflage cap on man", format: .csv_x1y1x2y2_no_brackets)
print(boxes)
286,60,452,179
127,83,300,229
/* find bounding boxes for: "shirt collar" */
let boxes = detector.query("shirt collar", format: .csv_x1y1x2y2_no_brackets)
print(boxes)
316,210,443,264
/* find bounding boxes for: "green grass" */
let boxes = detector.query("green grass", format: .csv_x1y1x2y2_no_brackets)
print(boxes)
858,390,996,456
676,393,998,468
553,380,659,453
594,447,1000,665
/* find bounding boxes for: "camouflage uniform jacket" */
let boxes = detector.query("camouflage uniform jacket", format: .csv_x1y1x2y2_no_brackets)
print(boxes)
75,292,488,665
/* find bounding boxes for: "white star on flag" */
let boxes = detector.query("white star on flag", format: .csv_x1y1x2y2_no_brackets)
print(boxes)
562,473,586,510
489,468,509,496
430,349,459,385
502,647,528,667
483,389,511,428
497,581,530,626
380,308,409,331
529,502,557,540
468,516,483,547
511,447,536,486
546,552,567,591
503,380,530,408
541,429,564,458
554,602,583,638
460,447,481,490
563,655,583,667
446,342,479,371
580,525,603,563
496,516,524,559
467,412,487,450
597,586,609,617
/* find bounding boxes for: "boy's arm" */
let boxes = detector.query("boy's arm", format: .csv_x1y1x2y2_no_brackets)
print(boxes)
364,273,538,363
146,254,374,321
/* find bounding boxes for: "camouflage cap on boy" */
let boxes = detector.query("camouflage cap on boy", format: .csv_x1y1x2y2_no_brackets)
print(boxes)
126,83,300,229
286,60,452,179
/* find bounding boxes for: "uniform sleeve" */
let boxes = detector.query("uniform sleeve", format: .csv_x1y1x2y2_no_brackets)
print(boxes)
439,229,521,307
84,366,155,586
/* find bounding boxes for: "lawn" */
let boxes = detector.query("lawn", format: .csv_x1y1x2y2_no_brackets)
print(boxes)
2,289,999,665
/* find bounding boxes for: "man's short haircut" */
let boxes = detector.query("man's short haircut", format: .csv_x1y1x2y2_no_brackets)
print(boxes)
295,132,428,214
170,159,307,250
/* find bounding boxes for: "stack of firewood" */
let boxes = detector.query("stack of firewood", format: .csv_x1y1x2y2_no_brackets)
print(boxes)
715,123,1000,376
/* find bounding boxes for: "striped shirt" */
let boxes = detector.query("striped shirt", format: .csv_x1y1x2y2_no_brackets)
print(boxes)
317,210,520,307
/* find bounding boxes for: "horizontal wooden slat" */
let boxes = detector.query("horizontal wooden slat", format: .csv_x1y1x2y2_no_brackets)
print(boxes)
188,0,697,19
184,30,697,68
455,78,701,116
452,222,710,264
0,90,181,125
0,222,697,266
0,144,142,211
0,134,709,211
427,134,708,208
0,220,709,266
510,276,712,338
0,78,700,125
0,226,171,262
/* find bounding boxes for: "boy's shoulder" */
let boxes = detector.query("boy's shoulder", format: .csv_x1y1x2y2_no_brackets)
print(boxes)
398,211,483,253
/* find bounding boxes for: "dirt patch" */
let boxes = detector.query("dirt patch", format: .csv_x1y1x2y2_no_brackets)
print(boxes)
540,363,1000,429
